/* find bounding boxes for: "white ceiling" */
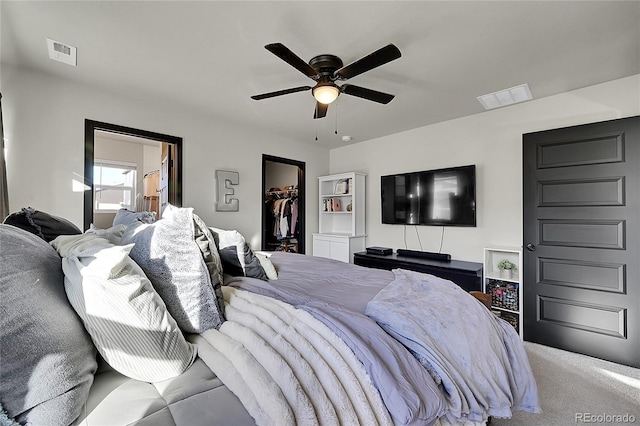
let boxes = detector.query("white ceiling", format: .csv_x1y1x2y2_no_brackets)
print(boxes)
2,1,639,149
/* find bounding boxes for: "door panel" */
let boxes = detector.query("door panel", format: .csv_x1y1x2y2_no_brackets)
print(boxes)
523,116,639,368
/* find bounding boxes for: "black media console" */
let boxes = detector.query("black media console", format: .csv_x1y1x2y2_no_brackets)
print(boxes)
353,251,483,292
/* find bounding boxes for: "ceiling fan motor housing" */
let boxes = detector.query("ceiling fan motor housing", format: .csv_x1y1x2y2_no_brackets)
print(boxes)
309,54,344,79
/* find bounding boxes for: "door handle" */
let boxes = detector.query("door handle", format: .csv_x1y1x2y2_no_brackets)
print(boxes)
526,243,536,252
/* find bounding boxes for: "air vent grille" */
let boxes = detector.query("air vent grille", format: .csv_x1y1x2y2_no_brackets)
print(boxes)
477,83,533,110
53,42,71,55
47,38,77,66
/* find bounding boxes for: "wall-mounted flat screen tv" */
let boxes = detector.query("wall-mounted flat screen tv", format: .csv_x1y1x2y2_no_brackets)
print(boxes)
381,164,476,226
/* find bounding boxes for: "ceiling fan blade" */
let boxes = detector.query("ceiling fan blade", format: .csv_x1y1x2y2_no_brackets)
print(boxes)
251,86,312,100
265,43,318,79
341,84,395,104
314,101,328,119
335,44,401,81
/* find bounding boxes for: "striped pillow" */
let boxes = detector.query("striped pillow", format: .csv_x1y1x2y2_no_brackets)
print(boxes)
51,234,196,382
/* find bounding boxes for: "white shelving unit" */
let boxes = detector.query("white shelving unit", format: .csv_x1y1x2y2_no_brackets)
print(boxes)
313,172,366,263
483,247,523,336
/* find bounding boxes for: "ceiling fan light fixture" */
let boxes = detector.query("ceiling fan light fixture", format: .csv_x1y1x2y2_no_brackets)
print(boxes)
313,84,340,104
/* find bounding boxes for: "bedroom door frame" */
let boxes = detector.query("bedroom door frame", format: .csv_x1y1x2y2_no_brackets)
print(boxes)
83,120,183,230
261,154,305,254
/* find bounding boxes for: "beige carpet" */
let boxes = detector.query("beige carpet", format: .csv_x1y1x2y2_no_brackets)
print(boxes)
492,342,640,425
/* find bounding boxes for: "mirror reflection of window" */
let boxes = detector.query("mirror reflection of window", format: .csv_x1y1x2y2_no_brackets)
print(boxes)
431,172,458,221
94,160,137,212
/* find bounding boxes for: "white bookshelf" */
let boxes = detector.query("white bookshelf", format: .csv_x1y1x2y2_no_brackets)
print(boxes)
483,247,523,336
313,172,366,263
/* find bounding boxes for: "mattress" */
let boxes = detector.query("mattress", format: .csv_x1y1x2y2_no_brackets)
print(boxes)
76,358,255,426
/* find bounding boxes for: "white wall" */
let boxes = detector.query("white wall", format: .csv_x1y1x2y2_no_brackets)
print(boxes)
330,75,640,262
4,62,637,261
2,64,330,249
142,144,162,181
265,161,298,191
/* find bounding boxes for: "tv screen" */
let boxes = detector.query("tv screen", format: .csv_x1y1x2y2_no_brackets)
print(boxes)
381,165,476,226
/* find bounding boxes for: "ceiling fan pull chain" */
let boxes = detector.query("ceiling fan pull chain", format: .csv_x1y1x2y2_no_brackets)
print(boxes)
334,100,339,135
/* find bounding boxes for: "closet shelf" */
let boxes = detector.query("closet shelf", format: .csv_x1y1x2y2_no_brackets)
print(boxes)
266,189,298,196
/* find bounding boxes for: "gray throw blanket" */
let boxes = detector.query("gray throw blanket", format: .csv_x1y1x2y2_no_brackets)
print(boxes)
366,269,542,424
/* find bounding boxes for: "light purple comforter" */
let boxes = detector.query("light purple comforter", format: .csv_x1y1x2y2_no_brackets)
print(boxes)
366,269,542,424
225,252,540,425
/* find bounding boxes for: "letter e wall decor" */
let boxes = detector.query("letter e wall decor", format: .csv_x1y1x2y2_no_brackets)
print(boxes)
215,170,239,211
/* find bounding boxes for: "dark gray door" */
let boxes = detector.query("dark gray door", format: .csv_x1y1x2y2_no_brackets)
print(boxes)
523,116,639,368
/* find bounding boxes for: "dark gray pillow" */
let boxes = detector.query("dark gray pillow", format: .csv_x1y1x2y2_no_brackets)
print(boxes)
0,224,97,425
120,205,224,333
209,227,267,280
2,207,81,242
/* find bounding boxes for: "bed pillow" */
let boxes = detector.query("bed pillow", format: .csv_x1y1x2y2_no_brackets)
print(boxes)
0,224,97,426
209,227,267,280
2,207,81,242
112,208,156,227
121,205,225,333
85,223,127,244
255,251,278,280
51,234,197,382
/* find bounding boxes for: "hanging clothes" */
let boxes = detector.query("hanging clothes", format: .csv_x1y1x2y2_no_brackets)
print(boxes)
265,189,299,250
290,198,298,236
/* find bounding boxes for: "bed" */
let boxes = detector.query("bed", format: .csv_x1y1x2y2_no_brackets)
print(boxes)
1,208,541,426
77,252,540,426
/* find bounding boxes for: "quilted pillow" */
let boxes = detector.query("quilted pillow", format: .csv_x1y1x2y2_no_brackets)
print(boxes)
121,205,225,333
209,227,267,280
0,225,97,425
112,208,156,227
51,234,197,382
2,207,81,242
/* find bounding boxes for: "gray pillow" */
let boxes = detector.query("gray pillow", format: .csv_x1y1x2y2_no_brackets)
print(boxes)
0,224,97,425
120,205,224,333
112,208,156,227
85,223,127,244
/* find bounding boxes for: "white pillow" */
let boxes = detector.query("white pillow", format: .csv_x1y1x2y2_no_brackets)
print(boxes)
255,251,278,280
51,235,197,383
209,227,267,280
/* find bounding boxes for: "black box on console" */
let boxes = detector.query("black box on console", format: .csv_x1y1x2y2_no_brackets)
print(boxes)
366,246,393,256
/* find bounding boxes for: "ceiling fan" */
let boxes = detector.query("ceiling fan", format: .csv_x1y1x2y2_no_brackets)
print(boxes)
251,43,401,119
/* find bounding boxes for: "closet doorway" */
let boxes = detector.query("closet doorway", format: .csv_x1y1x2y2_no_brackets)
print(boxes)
262,154,305,254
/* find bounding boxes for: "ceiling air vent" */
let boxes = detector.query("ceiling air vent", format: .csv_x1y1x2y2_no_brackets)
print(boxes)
477,83,532,110
46,38,77,66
